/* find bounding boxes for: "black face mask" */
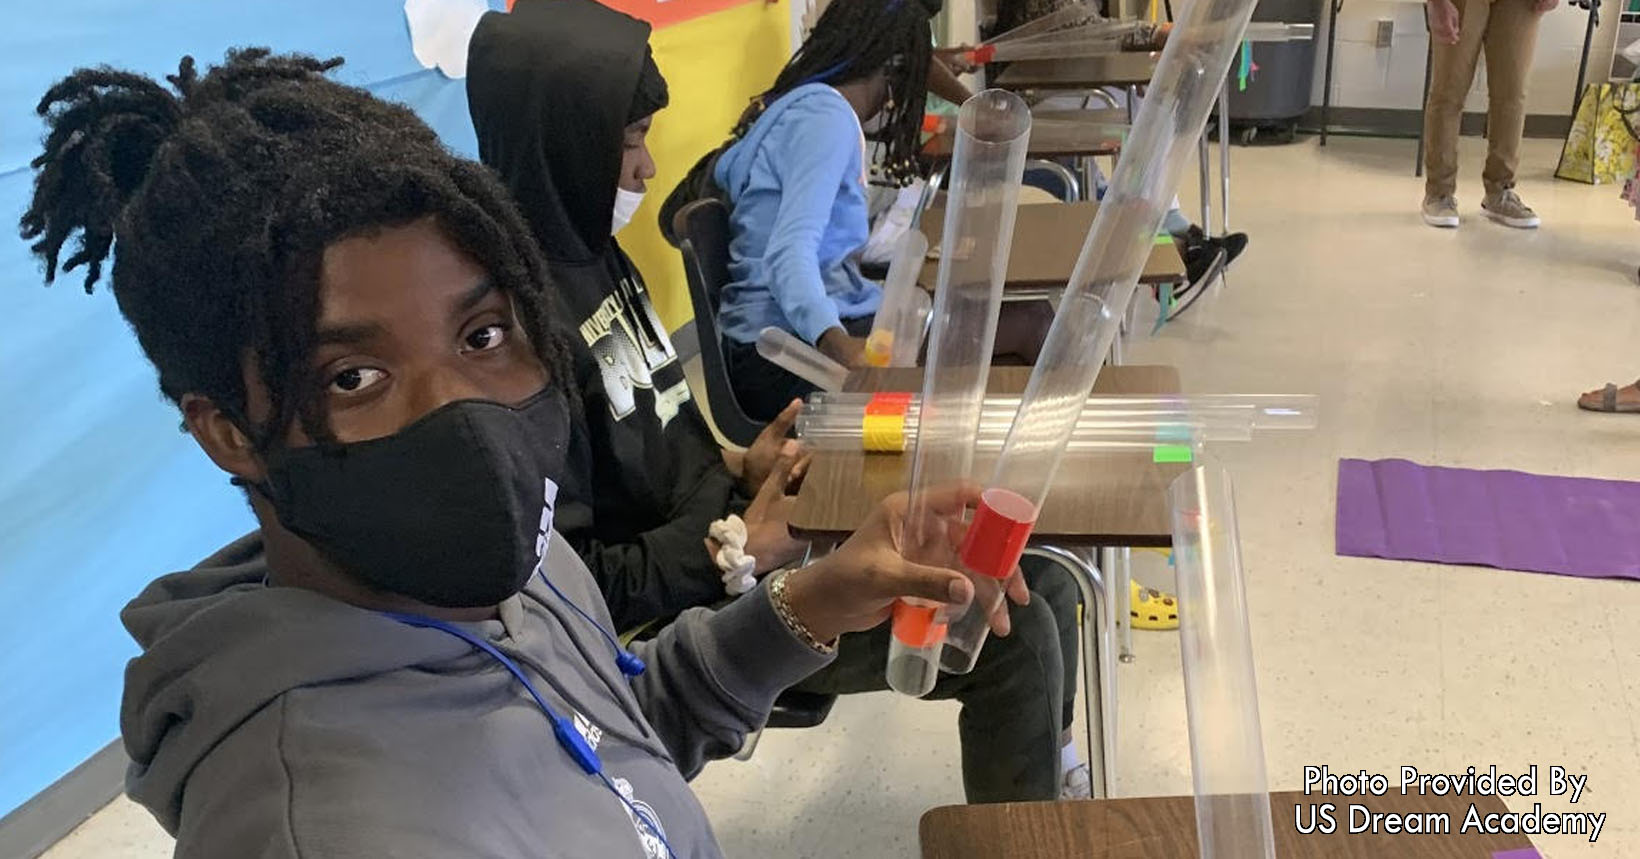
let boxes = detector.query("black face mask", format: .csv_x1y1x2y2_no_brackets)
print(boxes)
260,388,570,608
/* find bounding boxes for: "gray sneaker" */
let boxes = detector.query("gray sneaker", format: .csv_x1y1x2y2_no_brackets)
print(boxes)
1481,189,1540,229
1422,195,1460,228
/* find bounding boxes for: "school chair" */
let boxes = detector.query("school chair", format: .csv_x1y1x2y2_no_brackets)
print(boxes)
674,198,766,449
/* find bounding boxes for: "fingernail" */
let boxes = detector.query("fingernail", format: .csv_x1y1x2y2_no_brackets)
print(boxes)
948,578,972,603
781,440,798,455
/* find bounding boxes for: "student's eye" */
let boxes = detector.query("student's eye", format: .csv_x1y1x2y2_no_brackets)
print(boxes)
328,366,387,395
463,322,512,353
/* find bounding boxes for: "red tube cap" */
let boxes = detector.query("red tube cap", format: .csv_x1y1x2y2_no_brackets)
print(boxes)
892,601,947,647
960,488,1038,579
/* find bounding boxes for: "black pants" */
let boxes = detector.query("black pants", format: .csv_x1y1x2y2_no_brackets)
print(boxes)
788,554,1081,803
724,316,874,421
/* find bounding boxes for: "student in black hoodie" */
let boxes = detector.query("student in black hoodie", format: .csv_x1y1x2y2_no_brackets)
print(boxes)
468,0,1094,802
467,0,811,631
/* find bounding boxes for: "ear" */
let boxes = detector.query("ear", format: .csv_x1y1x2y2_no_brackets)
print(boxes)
181,394,266,485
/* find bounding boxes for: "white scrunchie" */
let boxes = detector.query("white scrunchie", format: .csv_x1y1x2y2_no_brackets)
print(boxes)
709,515,758,596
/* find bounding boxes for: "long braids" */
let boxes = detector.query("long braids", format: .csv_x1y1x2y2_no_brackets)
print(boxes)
737,0,932,185
19,48,573,450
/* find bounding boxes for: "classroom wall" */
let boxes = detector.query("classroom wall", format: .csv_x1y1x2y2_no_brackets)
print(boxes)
1314,0,1596,118
618,1,794,330
0,0,497,822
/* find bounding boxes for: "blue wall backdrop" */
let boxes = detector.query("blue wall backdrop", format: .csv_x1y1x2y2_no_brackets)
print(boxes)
0,0,497,819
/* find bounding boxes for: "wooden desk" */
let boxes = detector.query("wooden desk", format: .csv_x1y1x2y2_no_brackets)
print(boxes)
923,112,1127,160
920,792,1537,859
919,202,1186,290
994,52,1162,91
788,365,1186,543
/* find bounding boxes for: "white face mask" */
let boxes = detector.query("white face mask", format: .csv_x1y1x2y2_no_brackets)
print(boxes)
611,187,646,235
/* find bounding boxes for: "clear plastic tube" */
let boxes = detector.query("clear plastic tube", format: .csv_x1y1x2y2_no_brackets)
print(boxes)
755,327,848,392
800,430,1218,453
864,230,932,368
802,392,1316,432
886,89,1031,698
1169,462,1276,859
799,408,1254,432
797,404,1256,446
797,417,1247,453
942,0,1264,675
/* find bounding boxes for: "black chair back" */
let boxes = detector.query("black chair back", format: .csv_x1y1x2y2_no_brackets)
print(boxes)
674,199,765,448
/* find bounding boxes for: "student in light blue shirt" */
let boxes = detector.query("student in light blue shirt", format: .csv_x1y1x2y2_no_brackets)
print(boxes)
712,0,933,419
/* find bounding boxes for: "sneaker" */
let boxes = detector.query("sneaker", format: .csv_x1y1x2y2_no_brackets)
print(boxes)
1421,196,1460,228
1481,189,1540,229
1213,230,1249,265
1060,762,1093,799
1178,226,1240,284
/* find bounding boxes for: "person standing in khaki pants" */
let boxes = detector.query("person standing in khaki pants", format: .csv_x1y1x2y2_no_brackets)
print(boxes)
1422,0,1559,229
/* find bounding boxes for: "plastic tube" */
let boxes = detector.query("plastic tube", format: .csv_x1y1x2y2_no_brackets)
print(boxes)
800,430,1220,453
802,392,1317,432
1169,462,1276,859
864,230,932,368
941,0,1264,675
755,327,848,392
886,89,1030,698
797,417,1248,453
797,403,1257,447
800,407,1255,431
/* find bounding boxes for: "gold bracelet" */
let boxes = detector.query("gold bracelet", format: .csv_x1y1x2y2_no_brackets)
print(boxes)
768,569,837,655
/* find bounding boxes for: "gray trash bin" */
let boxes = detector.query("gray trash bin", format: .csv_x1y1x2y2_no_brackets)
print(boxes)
1223,0,1322,143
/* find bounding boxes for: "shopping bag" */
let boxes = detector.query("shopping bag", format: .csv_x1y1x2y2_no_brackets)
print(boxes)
1555,82,1640,184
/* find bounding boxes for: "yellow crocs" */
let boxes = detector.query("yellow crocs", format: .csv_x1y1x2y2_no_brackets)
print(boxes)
1130,579,1179,631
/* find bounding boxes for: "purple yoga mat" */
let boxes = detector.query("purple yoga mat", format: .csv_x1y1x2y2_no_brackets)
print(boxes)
1336,458,1640,580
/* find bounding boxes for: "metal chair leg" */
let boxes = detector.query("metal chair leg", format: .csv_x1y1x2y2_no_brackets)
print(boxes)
1197,129,1212,236
1105,545,1135,664
1024,545,1112,798
734,725,763,761
1217,80,1231,237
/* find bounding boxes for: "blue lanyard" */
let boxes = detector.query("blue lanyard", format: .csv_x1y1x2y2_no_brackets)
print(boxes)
380,598,679,858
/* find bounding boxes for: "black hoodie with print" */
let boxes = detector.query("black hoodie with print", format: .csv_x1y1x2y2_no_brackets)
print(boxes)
468,0,736,632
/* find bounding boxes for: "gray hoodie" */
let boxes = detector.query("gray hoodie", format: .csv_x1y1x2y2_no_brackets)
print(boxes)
120,531,833,858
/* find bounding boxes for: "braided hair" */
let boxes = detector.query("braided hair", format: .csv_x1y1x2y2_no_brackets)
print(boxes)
739,0,932,185
19,49,572,450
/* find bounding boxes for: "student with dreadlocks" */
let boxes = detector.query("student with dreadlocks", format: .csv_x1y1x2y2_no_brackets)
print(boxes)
709,0,1049,420
21,49,1020,856
468,0,1092,803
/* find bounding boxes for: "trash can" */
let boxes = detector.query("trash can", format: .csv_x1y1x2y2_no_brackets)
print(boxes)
1223,0,1323,143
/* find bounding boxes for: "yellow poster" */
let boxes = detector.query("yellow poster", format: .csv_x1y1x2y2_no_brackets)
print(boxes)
624,0,792,329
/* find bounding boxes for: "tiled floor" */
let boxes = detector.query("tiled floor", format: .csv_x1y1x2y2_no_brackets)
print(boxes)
41,135,1640,857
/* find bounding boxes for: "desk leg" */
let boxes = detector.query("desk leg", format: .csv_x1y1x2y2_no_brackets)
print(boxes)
1321,0,1342,146
1025,545,1112,799
1105,545,1135,665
